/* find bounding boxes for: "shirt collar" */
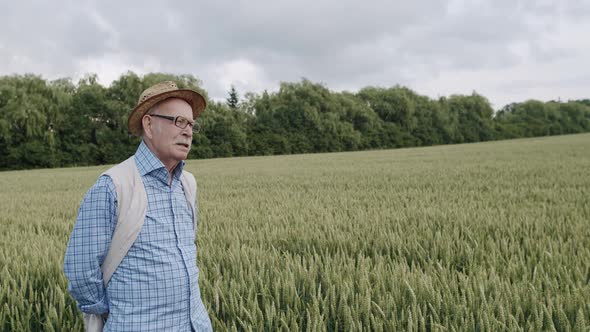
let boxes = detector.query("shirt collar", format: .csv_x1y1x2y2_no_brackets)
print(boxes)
134,140,185,182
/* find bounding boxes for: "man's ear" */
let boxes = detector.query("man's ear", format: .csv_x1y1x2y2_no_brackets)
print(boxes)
142,115,154,139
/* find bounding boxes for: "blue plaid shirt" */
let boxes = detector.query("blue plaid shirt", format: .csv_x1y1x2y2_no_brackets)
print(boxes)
64,141,212,331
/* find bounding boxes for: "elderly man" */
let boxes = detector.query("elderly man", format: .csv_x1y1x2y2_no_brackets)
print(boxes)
64,81,213,331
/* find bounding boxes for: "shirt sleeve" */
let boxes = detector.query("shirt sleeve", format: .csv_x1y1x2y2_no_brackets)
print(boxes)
63,175,117,315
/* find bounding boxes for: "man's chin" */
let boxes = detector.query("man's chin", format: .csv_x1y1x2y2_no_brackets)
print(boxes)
171,148,190,161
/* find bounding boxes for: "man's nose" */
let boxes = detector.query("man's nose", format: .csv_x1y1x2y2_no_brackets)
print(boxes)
181,125,192,137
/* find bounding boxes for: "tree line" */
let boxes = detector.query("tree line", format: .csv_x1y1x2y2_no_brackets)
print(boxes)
0,72,589,170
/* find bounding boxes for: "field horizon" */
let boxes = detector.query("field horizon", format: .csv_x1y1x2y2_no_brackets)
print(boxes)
1,133,587,174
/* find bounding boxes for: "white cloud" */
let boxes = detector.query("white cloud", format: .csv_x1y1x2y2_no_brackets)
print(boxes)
210,58,271,100
0,0,588,108
74,54,162,86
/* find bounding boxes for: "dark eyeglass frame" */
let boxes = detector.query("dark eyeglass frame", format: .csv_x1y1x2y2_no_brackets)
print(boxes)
149,114,201,133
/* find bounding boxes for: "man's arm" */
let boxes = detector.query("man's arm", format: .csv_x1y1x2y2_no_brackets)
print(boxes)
64,175,117,315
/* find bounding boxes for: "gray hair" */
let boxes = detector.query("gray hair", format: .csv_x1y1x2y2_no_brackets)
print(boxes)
140,104,161,138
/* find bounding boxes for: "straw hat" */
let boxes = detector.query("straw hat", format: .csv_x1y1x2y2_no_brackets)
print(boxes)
128,81,206,136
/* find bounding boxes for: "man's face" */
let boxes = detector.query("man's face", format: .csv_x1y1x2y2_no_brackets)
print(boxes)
144,98,194,167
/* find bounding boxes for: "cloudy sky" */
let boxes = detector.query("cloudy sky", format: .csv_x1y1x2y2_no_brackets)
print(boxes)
1,0,588,109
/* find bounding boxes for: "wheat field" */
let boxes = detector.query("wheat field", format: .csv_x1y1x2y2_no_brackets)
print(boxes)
1,133,589,331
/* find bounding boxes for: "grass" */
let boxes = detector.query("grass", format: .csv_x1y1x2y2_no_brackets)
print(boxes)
1,133,589,331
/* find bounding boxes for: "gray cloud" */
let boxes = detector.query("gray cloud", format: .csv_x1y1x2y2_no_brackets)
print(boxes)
0,0,588,109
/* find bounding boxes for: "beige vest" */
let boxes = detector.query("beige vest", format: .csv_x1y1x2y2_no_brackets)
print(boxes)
84,156,197,332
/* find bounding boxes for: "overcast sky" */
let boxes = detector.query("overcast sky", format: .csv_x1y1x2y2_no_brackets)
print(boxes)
1,0,588,109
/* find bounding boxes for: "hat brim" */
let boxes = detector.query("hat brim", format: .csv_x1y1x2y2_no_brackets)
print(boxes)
128,89,206,137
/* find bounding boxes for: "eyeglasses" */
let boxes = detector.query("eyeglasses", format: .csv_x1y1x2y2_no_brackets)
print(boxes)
149,114,201,133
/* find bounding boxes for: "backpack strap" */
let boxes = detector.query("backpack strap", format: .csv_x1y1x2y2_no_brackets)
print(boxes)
100,156,147,286
180,170,198,231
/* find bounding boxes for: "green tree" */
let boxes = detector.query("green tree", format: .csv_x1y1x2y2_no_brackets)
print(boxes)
447,93,495,143
226,85,239,110
1,72,589,170
0,74,69,169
